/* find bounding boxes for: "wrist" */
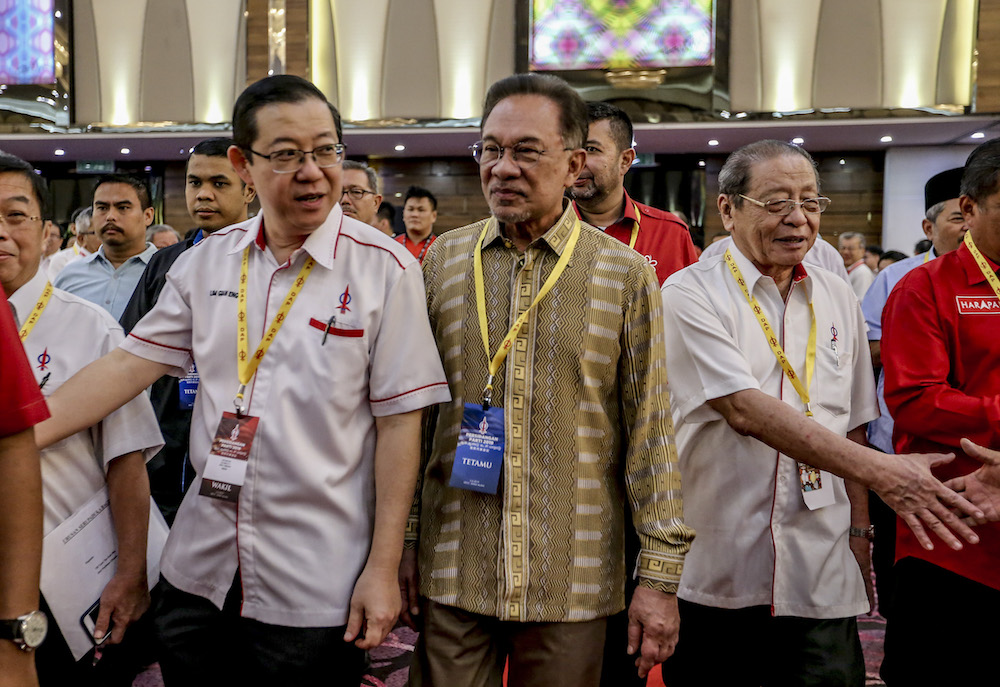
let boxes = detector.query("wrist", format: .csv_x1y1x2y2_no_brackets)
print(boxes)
849,525,875,541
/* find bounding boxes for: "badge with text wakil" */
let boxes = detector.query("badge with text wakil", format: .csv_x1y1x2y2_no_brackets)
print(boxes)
449,404,505,494
199,412,259,502
799,463,836,510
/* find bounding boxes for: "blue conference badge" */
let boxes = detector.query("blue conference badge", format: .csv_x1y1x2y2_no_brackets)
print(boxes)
178,363,200,410
449,404,505,494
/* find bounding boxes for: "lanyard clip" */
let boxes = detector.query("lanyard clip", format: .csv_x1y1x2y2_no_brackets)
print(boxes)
804,402,813,418
234,384,247,417
482,375,494,411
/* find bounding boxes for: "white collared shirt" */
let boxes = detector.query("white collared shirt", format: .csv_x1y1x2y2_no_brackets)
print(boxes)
122,205,451,627
661,243,878,619
8,269,163,535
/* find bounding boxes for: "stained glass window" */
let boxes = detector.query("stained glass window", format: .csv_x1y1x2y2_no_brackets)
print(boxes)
0,0,55,85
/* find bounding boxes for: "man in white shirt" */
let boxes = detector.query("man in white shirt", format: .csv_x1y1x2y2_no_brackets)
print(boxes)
660,140,984,686
0,151,162,686
34,75,450,687
839,231,876,299
47,206,98,281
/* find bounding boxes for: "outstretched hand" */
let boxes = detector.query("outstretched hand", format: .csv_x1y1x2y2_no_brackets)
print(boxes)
941,438,1000,525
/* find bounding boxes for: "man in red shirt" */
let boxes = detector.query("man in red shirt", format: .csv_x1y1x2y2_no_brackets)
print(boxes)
569,102,697,286
880,139,1000,685
0,285,49,685
394,186,437,263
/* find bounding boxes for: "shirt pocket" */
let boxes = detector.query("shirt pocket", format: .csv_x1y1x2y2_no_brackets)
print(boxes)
813,345,851,418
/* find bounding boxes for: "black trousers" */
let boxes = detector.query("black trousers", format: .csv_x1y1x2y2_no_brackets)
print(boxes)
662,600,864,687
881,557,1000,685
154,574,365,687
600,523,646,687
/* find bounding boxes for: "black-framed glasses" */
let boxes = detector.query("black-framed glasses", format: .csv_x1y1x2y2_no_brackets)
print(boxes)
470,140,571,168
738,194,831,215
247,143,347,173
341,187,376,201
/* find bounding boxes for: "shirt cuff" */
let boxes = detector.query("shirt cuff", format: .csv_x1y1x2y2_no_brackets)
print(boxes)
404,516,419,548
637,549,685,591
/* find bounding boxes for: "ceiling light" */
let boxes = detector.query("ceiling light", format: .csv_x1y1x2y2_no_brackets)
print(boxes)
708,139,719,147
120,147,130,154
880,135,893,143
394,144,406,152
144,166,153,172
839,158,846,165
791,137,804,145
971,132,986,139
54,149,65,156
698,160,706,167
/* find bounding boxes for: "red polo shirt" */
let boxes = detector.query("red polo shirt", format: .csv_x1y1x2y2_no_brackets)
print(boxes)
1,286,50,435
394,233,436,263
882,242,1000,590
573,191,697,285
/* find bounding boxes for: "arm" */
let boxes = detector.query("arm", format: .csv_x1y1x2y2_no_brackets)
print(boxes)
0,429,42,687
344,409,422,650
399,405,437,630
845,426,874,613
882,272,1000,448
623,267,694,678
708,389,981,551
95,452,150,645
33,349,171,449
868,340,881,370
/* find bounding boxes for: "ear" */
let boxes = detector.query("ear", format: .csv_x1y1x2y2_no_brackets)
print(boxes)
959,194,976,225
143,206,155,228
619,147,637,176
372,193,383,208
228,145,255,188
563,149,587,187
921,218,934,240
718,194,736,233
242,183,257,205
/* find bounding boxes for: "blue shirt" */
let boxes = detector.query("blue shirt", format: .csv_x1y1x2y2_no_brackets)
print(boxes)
861,249,935,452
53,243,158,321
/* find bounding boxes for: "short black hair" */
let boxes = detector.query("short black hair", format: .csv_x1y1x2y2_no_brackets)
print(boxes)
961,138,1000,203
94,173,152,209
404,186,437,210
481,73,588,150
191,137,234,158
880,250,908,264
377,201,395,223
232,75,343,152
0,151,51,218
587,101,633,153
865,245,883,258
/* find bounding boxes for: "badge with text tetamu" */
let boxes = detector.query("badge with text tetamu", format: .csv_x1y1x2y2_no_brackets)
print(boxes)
200,412,259,502
449,405,505,494
178,363,199,410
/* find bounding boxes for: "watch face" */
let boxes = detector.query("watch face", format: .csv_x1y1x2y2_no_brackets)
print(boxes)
20,611,47,648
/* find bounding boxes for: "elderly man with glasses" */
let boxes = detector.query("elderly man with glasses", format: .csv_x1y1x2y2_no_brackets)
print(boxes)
340,160,383,228
658,140,984,687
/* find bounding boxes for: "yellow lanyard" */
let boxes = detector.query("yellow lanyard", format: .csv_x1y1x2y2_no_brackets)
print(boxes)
18,282,54,342
474,217,582,407
964,232,1000,299
923,250,932,264
724,250,817,416
628,202,641,250
234,246,316,411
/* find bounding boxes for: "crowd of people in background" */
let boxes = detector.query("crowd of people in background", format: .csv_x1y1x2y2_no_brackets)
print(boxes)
3,71,1000,687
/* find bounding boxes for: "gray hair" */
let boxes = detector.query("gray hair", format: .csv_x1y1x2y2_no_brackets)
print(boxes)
839,232,865,248
146,224,180,243
75,206,93,233
718,140,819,208
342,160,380,195
925,200,948,223
961,138,1000,203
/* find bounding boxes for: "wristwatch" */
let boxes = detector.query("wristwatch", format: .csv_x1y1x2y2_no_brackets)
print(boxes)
849,525,876,542
0,610,48,651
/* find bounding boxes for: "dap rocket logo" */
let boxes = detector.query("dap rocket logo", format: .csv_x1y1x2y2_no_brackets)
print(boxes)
479,415,489,434
36,348,51,371
338,284,352,314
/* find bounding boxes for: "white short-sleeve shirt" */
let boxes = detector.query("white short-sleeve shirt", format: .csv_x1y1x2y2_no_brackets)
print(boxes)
8,269,163,535
122,206,451,627
661,243,878,619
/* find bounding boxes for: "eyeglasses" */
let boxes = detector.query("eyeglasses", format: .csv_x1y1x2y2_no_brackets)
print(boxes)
0,212,40,227
341,188,376,201
738,194,831,215
470,141,571,168
247,143,347,173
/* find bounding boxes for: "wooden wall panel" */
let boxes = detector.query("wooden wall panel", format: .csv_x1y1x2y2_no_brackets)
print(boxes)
976,0,1000,112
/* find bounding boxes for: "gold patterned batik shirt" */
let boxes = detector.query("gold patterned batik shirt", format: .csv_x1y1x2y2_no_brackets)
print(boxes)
409,203,694,623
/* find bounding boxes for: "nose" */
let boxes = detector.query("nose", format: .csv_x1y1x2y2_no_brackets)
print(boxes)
295,153,325,180
490,150,521,178
784,204,809,225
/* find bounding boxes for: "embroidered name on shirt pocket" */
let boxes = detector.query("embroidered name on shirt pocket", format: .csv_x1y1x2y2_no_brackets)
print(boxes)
309,317,364,339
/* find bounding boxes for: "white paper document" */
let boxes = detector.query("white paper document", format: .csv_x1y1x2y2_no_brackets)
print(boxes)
40,490,169,660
